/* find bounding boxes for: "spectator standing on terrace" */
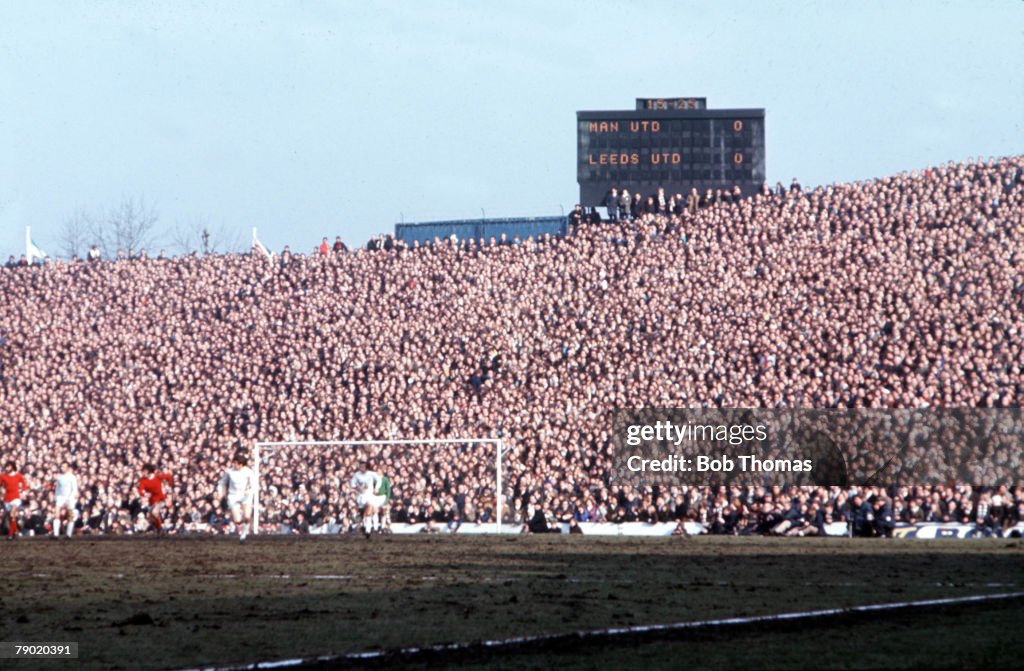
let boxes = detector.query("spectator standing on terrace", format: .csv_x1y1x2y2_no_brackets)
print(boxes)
604,188,620,221
672,193,685,215
619,189,631,220
319,238,330,255
873,497,895,537
568,204,584,230
656,187,668,214
849,494,873,537
686,187,700,214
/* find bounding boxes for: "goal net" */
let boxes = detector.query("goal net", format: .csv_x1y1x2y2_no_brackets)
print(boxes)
251,439,507,535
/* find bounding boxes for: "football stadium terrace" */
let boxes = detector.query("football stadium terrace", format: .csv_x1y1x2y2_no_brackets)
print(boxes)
1,157,1022,539
1,157,1023,669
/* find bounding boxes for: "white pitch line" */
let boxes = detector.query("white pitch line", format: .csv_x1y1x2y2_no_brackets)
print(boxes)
194,574,353,581
175,590,1024,671
310,575,353,580
265,575,353,581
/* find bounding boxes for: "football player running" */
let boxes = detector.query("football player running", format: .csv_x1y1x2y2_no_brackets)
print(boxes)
219,452,257,542
0,461,28,540
349,459,385,538
138,464,174,534
53,461,79,538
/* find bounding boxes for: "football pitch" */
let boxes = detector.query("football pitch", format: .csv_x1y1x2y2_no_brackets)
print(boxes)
1,535,1021,670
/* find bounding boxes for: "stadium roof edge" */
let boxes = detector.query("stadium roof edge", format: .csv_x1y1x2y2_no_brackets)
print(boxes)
396,215,566,228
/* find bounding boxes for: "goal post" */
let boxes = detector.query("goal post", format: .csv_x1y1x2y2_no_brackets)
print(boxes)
251,438,506,535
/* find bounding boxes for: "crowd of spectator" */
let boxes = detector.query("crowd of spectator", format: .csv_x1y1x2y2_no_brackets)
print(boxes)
0,155,1022,537
596,184,752,225
519,483,1024,538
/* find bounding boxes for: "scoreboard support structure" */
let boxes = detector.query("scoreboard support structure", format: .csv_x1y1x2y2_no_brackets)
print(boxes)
577,97,765,207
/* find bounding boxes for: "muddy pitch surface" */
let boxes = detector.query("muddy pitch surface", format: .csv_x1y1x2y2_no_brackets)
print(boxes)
1,535,1021,670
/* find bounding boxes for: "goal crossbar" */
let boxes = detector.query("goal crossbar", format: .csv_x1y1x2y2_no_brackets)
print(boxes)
252,438,505,534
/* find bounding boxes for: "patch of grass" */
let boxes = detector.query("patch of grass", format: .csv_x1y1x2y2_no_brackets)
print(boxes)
0,535,1020,669
440,599,1024,671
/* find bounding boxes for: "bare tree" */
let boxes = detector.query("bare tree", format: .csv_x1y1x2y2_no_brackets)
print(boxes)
91,196,159,258
169,218,244,257
59,209,94,259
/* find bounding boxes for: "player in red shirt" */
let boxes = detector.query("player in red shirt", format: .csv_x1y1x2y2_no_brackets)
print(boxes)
138,463,173,533
0,461,28,539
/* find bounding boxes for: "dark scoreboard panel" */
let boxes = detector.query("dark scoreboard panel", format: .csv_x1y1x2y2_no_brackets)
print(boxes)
635,97,706,110
577,108,765,206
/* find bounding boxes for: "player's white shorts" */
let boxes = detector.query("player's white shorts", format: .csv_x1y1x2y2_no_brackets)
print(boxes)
227,496,251,512
4,499,22,512
56,496,76,511
357,493,386,509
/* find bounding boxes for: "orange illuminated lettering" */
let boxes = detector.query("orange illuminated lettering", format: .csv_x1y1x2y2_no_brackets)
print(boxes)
629,121,661,133
590,152,639,164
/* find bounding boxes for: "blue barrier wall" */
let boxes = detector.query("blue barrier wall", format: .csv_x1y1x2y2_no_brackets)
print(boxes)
395,216,568,246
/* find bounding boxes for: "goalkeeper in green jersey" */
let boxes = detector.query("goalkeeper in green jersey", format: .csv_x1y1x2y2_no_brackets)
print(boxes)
374,465,393,534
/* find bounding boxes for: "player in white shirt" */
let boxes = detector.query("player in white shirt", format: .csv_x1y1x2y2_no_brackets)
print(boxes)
219,453,257,542
53,461,79,539
349,459,385,538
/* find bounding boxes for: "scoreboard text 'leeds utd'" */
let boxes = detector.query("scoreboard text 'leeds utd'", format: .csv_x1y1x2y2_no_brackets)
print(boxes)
577,97,766,206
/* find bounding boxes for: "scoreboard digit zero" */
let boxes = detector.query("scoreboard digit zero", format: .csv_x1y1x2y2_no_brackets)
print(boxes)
576,97,765,206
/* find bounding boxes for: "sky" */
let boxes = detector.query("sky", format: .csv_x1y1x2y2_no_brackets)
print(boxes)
1,1,1022,258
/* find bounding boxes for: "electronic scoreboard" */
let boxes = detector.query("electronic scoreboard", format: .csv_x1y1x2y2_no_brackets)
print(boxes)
577,97,765,206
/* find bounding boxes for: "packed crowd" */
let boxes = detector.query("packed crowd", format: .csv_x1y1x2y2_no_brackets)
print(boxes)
598,183,752,222
0,156,1022,536
519,483,1024,538
571,183,753,228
